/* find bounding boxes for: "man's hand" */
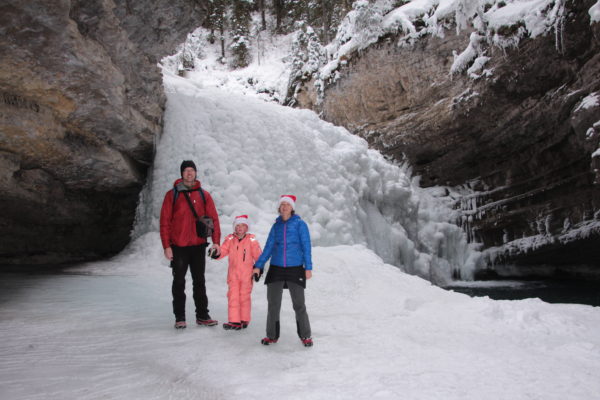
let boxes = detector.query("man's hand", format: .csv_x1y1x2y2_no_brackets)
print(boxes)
305,270,312,280
164,247,173,261
210,243,221,257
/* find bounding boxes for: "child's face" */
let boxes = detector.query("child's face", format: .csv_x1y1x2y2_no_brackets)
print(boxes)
235,223,248,236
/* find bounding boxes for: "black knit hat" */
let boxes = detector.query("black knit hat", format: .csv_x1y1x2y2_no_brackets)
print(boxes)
180,160,197,176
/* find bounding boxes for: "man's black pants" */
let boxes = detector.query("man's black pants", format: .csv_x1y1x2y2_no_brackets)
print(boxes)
171,244,209,321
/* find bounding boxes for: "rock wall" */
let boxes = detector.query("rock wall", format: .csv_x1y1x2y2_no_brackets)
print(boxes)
297,0,600,273
0,0,207,265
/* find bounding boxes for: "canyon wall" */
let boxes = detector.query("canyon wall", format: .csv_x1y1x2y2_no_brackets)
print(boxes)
0,0,207,264
296,0,600,274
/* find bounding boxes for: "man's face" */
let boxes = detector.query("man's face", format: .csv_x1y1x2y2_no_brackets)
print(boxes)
182,167,196,185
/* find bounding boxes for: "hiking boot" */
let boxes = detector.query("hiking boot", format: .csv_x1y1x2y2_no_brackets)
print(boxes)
261,337,278,345
241,321,249,329
174,321,187,329
196,317,218,326
223,322,242,331
300,337,313,347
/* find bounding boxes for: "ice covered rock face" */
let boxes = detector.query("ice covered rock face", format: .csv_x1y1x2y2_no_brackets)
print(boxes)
298,1,600,272
0,0,208,265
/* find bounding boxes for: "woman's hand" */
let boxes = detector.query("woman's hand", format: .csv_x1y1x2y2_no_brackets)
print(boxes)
305,270,312,280
253,268,262,282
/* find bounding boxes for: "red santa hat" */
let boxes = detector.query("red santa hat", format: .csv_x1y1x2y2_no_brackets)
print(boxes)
232,214,250,230
279,194,296,209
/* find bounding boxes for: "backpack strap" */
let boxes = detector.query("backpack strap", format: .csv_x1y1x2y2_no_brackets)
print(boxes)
172,186,207,214
198,187,207,208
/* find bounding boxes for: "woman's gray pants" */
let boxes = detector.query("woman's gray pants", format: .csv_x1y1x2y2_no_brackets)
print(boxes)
266,281,311,339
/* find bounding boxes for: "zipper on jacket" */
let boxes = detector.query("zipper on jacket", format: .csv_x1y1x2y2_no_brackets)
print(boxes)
283,221,287,267
243,249,246,262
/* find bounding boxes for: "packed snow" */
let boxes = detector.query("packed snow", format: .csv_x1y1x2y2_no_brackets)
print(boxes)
2,70,600,400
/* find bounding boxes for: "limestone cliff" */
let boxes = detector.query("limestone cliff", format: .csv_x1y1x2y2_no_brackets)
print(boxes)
296,0,600,275
0,0,207,264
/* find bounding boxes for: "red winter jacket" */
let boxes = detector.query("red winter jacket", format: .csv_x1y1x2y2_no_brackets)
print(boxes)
159,179,221,249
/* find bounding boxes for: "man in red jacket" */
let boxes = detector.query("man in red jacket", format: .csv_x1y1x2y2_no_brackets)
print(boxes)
160,160,221,329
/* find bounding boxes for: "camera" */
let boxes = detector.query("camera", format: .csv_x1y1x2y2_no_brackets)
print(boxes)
207,247,219,259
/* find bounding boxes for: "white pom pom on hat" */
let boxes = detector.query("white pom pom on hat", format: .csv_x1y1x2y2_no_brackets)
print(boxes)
279,194,296,209
232,214,250,230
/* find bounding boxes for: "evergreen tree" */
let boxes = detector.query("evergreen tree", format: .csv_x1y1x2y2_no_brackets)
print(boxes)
230,0,253,68
205,0,229,61
286,23,326,105
257,0,267,30
274,0,286,33
274,0,352,43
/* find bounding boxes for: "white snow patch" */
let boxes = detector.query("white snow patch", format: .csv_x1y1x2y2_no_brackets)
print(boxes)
575,92,600,112
590,1,600,23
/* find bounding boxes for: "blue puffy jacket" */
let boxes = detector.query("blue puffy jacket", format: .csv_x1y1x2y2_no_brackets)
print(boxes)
255,214,312,270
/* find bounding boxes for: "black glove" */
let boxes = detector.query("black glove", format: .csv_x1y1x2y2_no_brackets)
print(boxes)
253,268,263,282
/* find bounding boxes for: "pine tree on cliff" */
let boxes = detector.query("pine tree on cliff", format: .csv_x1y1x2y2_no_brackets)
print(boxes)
285,23,326,105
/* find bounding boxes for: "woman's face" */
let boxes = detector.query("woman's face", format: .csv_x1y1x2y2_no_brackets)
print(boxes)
279,202,293,217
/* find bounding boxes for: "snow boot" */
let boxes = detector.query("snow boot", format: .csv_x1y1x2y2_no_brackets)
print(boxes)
241,321,249,329
174,321,187,329
196,315,218,326
301,337,313,347
223,322,242,331
261,337,278,345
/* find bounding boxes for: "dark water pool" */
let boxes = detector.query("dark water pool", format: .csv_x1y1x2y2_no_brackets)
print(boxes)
446,279,600,307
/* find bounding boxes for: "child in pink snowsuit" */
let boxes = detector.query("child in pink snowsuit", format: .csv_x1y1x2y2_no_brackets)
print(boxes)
217,215,262,330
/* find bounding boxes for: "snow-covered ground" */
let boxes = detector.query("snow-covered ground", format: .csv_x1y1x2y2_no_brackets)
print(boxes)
1,241,599,400
1,245,599,399
2,70,600,400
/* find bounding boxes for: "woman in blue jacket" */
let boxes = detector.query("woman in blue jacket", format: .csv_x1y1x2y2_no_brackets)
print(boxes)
253,195,313,347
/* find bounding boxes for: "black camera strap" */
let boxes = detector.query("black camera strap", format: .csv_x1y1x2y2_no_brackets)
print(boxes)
183,191,201,221
172,186,207,214
180,188,213,240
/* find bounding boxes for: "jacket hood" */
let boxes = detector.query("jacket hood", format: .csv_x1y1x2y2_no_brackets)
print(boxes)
173,178,201,191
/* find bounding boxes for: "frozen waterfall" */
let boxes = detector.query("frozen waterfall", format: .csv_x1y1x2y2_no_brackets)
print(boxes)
133,73,480,284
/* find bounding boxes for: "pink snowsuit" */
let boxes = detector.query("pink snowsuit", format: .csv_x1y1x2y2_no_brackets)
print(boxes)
218,233,262,323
